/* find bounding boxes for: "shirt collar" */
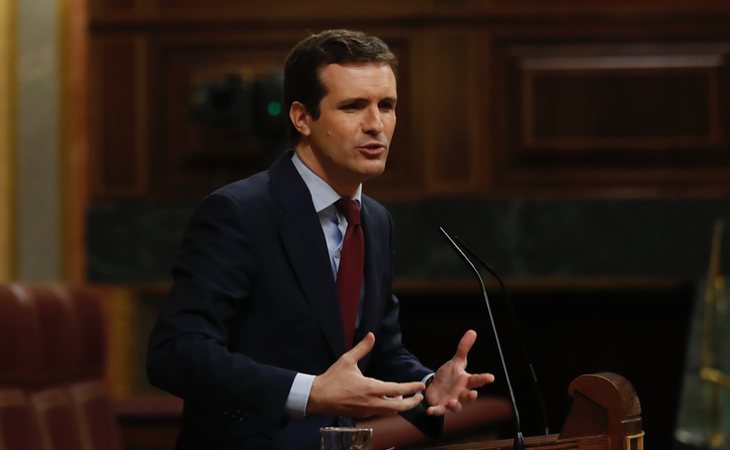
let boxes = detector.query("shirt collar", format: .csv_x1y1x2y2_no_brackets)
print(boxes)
291,152,362,213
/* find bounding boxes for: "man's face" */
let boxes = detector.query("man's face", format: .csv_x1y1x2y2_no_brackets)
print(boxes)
293,62,397,196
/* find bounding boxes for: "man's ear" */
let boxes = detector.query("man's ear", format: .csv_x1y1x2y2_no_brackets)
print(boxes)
289,101,311,137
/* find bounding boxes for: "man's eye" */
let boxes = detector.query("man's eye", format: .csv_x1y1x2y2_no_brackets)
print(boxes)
380,103,395,111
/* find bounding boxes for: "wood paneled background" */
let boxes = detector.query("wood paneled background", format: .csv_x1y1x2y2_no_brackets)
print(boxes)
88,0,730,201
81,2,730,449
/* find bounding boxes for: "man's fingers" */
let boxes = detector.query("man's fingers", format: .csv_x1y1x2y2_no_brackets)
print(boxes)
375,380,426,398
459,389,479,402
447,399,463,413
391,395,422,413
454,329,477,360
426,400,461,415
467,373,495,389
426,404,446,416
352,385,424,417
373,392,424,413
346,332,375,362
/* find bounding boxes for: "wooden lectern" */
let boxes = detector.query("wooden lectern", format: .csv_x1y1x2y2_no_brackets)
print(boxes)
420,372,644,450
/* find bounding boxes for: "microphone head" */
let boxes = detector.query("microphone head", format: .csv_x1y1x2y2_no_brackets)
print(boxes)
438,227,472,271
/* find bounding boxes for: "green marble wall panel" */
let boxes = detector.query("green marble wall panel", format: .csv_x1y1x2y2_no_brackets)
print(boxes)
86,198,730,283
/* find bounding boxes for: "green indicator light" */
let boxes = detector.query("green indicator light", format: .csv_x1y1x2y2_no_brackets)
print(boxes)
267,101,282,116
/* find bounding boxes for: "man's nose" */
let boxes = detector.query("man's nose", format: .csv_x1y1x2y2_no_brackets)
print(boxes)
362,106,384,134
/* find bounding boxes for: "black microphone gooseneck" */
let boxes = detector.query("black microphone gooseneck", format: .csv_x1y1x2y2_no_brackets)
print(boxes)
439,227,525,450
452,234,550,436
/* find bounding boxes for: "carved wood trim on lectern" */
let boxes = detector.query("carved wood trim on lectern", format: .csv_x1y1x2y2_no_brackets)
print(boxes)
419,372,643,450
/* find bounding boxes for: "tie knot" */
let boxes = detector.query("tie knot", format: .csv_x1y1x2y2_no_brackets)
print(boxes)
335,198,361,226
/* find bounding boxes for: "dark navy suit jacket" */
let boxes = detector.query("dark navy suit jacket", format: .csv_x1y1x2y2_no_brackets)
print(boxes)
147,151,439,449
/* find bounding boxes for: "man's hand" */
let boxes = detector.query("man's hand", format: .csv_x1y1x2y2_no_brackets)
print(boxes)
424,329,495,415
307,332,426,418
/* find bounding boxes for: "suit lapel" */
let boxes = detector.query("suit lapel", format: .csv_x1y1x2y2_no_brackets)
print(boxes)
269,152,345,358
357,198,386,345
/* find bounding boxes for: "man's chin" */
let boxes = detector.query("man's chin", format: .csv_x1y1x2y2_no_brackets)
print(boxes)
359,162,387,180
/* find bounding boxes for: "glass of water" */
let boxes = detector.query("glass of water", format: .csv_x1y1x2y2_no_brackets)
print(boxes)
320,427,373,450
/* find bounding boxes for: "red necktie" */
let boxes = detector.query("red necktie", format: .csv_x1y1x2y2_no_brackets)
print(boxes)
335,198,364,350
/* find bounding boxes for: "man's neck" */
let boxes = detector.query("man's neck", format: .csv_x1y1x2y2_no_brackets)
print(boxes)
293,146,360,198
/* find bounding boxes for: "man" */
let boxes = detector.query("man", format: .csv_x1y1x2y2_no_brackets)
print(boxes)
147,29,495,450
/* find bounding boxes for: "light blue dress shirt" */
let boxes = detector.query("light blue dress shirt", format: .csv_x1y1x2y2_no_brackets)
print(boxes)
285,152,362,418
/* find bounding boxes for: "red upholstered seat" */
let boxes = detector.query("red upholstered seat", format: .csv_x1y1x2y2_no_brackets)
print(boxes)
0,389,43,450
65,286,107,380
69,380,123,450
30,388,86,450
26,285,81,386
0,283,122,450
0,284,42,388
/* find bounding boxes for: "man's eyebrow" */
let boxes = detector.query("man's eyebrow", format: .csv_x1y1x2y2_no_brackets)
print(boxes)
336,96,398,106
337,97,365,105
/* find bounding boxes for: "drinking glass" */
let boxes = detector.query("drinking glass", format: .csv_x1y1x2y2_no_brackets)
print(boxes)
320,427,373,450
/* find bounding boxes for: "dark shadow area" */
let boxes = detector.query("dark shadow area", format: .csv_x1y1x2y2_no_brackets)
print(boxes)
397,281,695,450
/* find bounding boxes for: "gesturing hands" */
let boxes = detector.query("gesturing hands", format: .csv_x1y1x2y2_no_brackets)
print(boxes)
307,332,426,418
424,329,495,416
307,329,493,419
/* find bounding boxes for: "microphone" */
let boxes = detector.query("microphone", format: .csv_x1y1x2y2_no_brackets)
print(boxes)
439,227,525,450
451,234,550,436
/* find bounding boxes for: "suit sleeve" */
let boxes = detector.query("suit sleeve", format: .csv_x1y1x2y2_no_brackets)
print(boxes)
146,192,296,438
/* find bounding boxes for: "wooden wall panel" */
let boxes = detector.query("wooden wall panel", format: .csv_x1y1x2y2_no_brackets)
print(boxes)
64,0,91,282
89,0,427,22
422,31,481,194
491,40,730,193
86,2,730,200
0,0,15,280
89,0,135,18
523,60,720,150
87,1,730,24
89,36,148,199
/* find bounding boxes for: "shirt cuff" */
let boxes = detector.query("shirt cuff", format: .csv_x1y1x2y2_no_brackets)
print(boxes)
285,373,315,419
